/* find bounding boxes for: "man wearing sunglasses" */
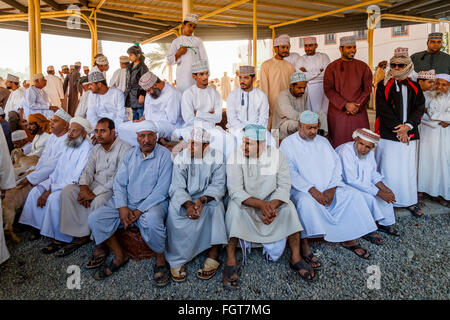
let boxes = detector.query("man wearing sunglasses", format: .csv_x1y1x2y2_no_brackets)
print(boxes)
411,32,450,75
375,47,425,219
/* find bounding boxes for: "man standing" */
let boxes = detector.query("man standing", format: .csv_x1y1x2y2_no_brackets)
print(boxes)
418,74,450,207
88,121,173,286
323,36,372,148
275,72,327,140
280,111,377,263
83,66,90,76
109,56,129,93
43,66,64,108
91,55,109,79
119,71,183,145
411,32,450,74
375,48,425,217
166,128,227,282
19,117,93,252
220,72,231,101
63,62,83,116
260,35,295,130
336,129,399,241
226,65,269,140
26,113,51,157
86,72,127,132
16,73,59,119
167,13,208,93
297,37,331,113
4,74,25,122
57,118,131,259
74,76,91,118
224,124,312,287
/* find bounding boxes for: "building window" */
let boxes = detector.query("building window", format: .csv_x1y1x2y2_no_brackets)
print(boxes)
354,30,367,40
392,26,408,37
299,38,304,48
325,33,336,44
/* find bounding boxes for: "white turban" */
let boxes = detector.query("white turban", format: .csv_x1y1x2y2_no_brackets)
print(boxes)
192,60,209,73
191,127,211,143
274,34,290,47
54,109,72,123
436,74,450,82
12,130,27,142
352,128,380,145
136,120,158,133
70,116,92,133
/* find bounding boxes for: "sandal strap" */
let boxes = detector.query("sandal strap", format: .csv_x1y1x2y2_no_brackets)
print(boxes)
202,258,220,270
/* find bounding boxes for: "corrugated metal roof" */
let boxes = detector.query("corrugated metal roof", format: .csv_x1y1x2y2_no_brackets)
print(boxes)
0,0,448,43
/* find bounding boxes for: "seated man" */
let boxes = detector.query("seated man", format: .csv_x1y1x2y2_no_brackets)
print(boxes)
86,72,127,133
27,113,51,157
11,130,32,155
4,110,71,242
119,71,183,145
336,128,399,243
226,65,271,142
418,74,450,207
15,73,59,120
57,118,131,259
88,120,173,286
166,127,227,282
19,117,93,252
275,72,327,140
280,111,377,263
173,60,235,158
224,124,313,288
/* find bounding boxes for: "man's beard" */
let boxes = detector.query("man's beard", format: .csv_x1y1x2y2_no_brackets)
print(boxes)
150,88,161,99
354,143,367,159
6,86,11,90
430,90,446,98
29,128,39,135
65,135,84,148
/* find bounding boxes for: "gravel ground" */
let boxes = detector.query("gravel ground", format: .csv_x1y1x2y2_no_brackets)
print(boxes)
1,203,448,300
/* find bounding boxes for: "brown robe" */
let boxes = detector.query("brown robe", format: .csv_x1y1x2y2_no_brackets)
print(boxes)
63,70,82,116
323,58,372,148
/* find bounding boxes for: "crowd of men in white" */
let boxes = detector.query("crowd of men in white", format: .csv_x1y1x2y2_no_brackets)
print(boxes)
0,13,449,288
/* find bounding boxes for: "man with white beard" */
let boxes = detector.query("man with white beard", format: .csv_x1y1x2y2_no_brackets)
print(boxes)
336,128,400,243
19,117,93,253
418,74,450,207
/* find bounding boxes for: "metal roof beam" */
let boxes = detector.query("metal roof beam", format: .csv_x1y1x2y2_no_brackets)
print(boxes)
41,0,63,11
0,0,27,13
390,0,440,13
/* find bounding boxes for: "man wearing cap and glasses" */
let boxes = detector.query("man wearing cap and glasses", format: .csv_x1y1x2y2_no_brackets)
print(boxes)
260,34,295,131
16,73,59,120
296,36,331,114
375,47,425,218
86,71,127,137
411,32,450,74
43,66,64,109
4,74,25,123
323,35,372,148
119,71,183,146
167,13,208,93
275,71,327,140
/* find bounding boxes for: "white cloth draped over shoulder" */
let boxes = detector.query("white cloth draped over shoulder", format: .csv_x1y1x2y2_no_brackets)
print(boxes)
167,35,208,93
165,147,227,268
418,92,450,199
336,142,396,227
43,74,64,107
118,83,183,144
280,134,377,242
19,138,93,243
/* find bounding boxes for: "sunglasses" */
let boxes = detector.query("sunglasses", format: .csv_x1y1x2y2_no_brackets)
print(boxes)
390,63,406,68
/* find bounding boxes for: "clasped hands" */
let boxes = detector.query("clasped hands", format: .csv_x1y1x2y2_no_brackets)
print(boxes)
393,124,411,144
309,187,336,207
119,206,143,230
344,102,360,116
77,185,96,208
